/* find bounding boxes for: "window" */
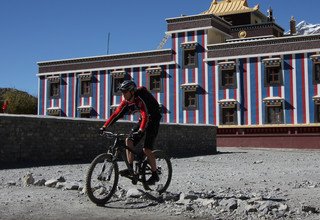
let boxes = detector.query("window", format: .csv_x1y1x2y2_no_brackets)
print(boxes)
50,82,60,98
47,76,60,98
81,80,91,96
113,77,124,95
78,73,92,97
80,112,91,118
184,49,196,67
181,42,198,68
313,97,320,123
263,97,284,124
265,66,281,85
219,99,238,125
150,75,161,91
315,104,320,123
221,107,237,125
78,106,91,118
184,91,197,109
181,83,198,110
147,67,162,92
47,108,61,116
222,70,235,87
111,70,126,95
219,61,237,89
313,63,320,84
263,58,282,86
266,106,283,124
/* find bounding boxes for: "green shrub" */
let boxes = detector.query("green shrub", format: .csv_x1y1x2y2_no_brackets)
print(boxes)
1,88,37,114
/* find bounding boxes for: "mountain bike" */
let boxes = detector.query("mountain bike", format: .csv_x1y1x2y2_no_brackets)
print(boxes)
85,131,172,205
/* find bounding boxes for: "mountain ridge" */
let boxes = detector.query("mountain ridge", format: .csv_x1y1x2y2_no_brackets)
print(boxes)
285,20,320,35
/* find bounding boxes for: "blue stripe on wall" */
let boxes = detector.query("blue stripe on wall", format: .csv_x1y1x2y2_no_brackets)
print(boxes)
261,57,268,124
169,64,175,123
239,58,245,125
307,53,315,122
197,30,204,124
208,62,214,124
283,55,292,124
295,54,303,123
178,33,184,123
249,58,257,125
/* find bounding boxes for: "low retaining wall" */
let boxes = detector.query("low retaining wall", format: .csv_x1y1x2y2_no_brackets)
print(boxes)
0,115,217,165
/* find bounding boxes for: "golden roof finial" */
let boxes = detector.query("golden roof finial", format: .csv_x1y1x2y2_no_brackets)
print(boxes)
202,0,259,16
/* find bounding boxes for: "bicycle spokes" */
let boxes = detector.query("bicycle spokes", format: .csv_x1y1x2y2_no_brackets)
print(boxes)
85,154,119,205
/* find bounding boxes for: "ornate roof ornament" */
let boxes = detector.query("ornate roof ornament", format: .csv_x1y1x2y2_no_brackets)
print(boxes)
203,0,259,16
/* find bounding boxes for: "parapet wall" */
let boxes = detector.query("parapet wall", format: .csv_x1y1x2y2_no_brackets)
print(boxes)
0,115,217,165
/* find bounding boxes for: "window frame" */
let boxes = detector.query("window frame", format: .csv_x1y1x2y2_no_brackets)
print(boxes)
218,61,237,89
111,70,126,96
47,76,60,98
47,108,61,116
221,106,237,125
78,73,92,97
147,67,162,93
313,97,320,123
181,83,199,111
313,62,320,84
80,79,92,97
263,58,283,87
220,68,237,89
315,104,320,123
264,102,284,124
112,76,125,96
181,42,198,69
218,100,238,125
265,65,282,86
77,106,92,118
183,90,198,110
49,82,60,98
80,112,91,118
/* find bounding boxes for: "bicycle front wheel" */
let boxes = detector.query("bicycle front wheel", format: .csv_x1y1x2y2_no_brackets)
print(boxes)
85,153,119,205
141,150,172,194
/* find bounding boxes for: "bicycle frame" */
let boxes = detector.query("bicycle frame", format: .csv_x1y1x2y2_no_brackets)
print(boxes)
106,133,144,183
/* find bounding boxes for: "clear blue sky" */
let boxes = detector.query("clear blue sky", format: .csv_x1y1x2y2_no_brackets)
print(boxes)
0,0,319,96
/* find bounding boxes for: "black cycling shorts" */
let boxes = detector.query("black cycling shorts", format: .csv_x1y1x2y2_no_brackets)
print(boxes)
129,117,161,150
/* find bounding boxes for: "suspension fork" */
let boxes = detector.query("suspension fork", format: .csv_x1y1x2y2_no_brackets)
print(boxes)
98,139,119,181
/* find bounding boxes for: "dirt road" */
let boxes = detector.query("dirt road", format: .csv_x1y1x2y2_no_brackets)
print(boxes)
1,147,320,219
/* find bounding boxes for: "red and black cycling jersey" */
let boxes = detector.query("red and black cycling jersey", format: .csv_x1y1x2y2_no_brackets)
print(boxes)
103,86,161,131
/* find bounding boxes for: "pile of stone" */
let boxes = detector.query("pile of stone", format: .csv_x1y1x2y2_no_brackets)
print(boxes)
6,172,319,219
20,172,84,191
119,188,317,219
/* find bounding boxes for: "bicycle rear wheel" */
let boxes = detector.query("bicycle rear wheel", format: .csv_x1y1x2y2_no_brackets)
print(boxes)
141,150,172,194
85,153,119,205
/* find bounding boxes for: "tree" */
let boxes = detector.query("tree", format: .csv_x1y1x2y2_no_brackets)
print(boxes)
1,89,37,114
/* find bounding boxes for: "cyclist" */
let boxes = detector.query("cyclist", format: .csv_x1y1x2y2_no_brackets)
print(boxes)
100,80,162,185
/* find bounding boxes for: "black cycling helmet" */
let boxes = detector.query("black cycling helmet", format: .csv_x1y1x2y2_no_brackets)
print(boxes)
119,80,136,92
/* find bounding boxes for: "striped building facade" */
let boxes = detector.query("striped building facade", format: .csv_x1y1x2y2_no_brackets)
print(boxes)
37,0,320,148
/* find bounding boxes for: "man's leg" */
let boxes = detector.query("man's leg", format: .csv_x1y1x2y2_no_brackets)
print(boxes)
125,138,134,165
144,119,160,184
143,148,156,172
119,138,135,177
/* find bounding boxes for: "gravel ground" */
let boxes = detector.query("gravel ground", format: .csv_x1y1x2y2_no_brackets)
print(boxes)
1,147,320,220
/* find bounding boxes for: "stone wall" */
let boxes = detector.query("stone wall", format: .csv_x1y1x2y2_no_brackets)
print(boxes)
0,115,217,165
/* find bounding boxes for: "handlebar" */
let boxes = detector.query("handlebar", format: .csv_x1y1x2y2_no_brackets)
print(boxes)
100,131,128,139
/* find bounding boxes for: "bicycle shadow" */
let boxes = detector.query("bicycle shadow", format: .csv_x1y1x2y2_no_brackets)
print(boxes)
102,190,162,209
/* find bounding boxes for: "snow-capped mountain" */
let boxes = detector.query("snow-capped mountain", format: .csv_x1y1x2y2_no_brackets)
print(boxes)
285,21,320,35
